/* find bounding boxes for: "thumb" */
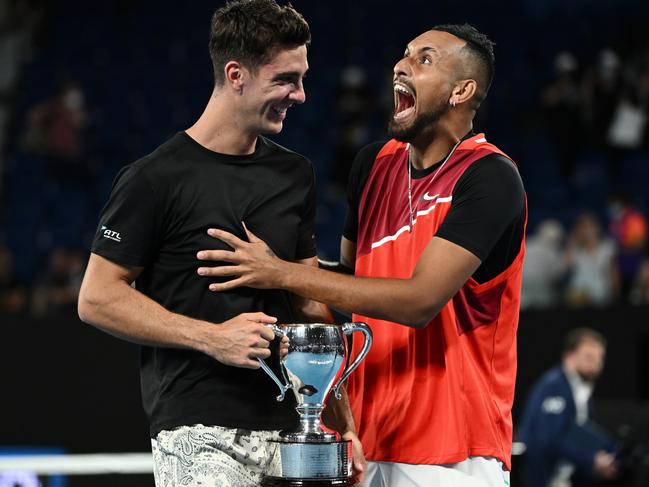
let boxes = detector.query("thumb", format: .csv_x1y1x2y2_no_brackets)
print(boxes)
250,312,278,324
242,221,262,243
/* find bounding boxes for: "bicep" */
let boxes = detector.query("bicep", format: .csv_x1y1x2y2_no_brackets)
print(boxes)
78,253,144,321
411,236,481,310
82,253,143,290
436,155,525,261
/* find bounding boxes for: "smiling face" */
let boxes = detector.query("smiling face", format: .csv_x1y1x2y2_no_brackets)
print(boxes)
239,44,308,135
388,30,466,142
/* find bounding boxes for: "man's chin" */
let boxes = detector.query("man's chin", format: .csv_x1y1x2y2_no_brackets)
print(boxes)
577,371,598,383
388,103,449,142
260,121,284,135
387,119,417,142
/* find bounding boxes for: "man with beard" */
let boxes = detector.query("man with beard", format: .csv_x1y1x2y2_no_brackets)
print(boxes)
196,24,526,486
517,328,619,487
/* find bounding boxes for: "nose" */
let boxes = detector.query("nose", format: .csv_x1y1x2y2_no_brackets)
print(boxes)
394,57,409,78
290,79,306,104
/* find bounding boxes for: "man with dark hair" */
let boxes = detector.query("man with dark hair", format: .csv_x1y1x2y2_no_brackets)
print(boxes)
430,24,495,106
197,24,526,486
563,327,607,353
78,1,363,486
517,327,618,487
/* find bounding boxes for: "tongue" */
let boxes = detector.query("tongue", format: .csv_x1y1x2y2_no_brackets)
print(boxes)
397,92,414,114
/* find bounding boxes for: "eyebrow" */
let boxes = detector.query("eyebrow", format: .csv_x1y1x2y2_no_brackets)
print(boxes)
272,69,308,80
405,46,439,56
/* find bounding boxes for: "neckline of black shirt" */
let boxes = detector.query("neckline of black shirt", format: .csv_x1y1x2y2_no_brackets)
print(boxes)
179,130,267,162
409,131,474,179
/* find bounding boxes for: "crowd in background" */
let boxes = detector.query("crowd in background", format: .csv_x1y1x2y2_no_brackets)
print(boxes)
0,0,648,316
522,205,649,309
541,47,649,185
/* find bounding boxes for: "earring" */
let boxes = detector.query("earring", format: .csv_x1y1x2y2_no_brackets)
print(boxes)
450,100,457,108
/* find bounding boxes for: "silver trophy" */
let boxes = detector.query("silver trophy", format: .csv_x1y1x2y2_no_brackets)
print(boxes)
258,322,372,486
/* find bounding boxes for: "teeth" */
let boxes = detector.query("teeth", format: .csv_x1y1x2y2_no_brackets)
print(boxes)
394,83,413,96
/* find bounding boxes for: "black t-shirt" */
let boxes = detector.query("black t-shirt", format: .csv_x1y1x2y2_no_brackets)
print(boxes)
91,132,317,436
344,140,526,283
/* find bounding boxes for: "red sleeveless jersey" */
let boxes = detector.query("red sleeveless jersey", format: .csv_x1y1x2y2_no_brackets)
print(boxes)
347,134,526,470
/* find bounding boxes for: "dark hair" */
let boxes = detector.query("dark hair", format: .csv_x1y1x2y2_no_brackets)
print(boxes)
209,0,311,86
432,23,495,102
563,327,607,354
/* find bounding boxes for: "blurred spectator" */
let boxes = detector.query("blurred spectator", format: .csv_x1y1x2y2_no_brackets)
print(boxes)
22,81,87,158
329,65,376,193
541,51,584,183
517,327,619,487
20,81,89,182
629,259,649,305
583,48,649,183
564,213,618,306
18,81,95,249
582,49,623,153
608,193,648,300
0,244,27,313
0,0,43,204
522,219,566,309
606,60,649,154
31,248,85,316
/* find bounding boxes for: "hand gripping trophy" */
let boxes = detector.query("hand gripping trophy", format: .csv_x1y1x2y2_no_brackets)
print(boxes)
258,322,372,486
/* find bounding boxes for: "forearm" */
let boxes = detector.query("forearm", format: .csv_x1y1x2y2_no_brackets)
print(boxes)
203,231,478,327
294,298,335,323
78,279,211,353
323,385,357,436
277,261,437,327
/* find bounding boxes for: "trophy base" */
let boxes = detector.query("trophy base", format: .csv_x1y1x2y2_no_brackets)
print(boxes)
262,439,353,484
260,478,355,486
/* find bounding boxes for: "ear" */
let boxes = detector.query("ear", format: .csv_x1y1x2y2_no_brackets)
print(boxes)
449,79,477,107
224,61,248,93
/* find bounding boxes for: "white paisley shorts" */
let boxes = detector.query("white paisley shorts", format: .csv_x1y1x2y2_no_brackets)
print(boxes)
151,423,281,487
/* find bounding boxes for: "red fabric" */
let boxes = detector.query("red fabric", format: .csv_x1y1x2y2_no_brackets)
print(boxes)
347,134,525,470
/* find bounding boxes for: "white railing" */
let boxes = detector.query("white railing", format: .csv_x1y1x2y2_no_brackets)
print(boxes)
0,453,153,475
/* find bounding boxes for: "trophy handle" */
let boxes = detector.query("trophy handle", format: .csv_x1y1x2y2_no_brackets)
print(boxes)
331,322,373,400
257,324,292,402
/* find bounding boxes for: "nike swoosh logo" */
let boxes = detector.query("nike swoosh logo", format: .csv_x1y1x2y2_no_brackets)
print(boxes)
421,192,439,201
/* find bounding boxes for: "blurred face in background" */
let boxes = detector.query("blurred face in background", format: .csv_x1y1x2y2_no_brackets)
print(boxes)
565,338,606,383
62,86,84,111
573,214,602,248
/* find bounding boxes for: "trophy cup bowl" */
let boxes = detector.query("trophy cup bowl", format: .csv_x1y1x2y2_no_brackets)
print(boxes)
258,322,372,486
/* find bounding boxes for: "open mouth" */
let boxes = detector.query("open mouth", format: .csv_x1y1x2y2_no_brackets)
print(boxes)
271,106,288,116
394,82,416,121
